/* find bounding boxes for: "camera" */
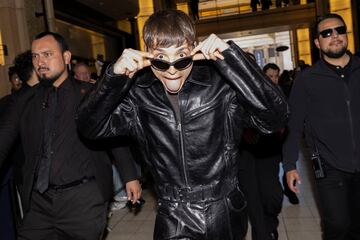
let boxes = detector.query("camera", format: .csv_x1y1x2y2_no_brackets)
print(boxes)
311,152,326,179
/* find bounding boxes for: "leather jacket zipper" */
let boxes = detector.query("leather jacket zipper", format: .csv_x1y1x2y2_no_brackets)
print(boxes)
344,83,356,164
167,91,189,187
177,121,189,186
177,93,189,186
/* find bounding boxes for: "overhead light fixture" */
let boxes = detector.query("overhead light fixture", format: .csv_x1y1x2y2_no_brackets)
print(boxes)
276,45,289,52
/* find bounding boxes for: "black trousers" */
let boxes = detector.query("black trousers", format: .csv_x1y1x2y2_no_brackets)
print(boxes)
316,164,360,240
153,187,248,240
18,181,108,240
238,151,283,240
0,168,16,240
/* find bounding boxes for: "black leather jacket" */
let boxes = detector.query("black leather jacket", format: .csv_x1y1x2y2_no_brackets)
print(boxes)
77,42,289,194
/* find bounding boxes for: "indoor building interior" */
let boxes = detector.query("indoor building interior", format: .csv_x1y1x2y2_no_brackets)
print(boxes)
0,0,358,94
0,0,359,239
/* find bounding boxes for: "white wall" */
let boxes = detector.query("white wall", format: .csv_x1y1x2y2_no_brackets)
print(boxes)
221,31,294,71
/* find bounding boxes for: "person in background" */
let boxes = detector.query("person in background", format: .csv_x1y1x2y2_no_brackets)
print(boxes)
278,70,293,98
0,50,39,129
278,69,299,204
76,10,289,239
276,0,289,8
14,50,39,89
8,68,22,92
251,0,261,12
74,62,96,84
0,50,38,112
239,63,286,240
0,67,21,240
189,0,199,20
0,68,19,112
263,63,280,84
264,64,300,205
108,142,142,213
283,13,360,239
110,164,129,210
0,50,39,240
261,0,272,10
297,59,310,72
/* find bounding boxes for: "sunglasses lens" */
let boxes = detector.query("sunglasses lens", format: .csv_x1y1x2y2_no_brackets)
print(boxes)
151,57,193,71
320,26,347,38
335,26,347,34
151,60,170,71
320,29,333,38
174,57,193,70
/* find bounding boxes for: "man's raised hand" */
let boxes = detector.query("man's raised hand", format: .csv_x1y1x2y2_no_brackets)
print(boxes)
191,34,229,61
113,49,153,78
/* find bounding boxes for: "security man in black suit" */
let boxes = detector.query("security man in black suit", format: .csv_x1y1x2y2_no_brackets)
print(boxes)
0,32,141,240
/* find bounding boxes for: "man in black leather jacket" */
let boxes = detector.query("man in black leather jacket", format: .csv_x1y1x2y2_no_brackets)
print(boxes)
77,10,289,240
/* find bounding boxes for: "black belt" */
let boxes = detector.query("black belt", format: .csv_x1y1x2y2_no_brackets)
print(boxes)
157,178,238,202
48,176,95,191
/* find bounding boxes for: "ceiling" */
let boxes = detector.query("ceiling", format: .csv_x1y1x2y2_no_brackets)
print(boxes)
77,0,139,20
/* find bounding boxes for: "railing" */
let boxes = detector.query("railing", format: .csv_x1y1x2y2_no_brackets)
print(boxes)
198,0,310,19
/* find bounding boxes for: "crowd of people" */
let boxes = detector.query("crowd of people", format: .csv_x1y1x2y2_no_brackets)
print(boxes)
0,9,359,240
250,0,314,12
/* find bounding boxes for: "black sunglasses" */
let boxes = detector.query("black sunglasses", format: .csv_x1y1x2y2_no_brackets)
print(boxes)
150,56,193,71
319,26,347,38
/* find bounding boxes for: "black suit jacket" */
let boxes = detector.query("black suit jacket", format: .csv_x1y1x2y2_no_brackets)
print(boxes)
0,77,139,214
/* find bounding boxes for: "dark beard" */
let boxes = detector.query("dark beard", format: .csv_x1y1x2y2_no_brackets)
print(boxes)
39,73,62,88
321,45,347,59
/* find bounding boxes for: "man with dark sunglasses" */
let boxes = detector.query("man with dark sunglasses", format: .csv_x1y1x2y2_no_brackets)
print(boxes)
77,10,289,240
283,13,360,240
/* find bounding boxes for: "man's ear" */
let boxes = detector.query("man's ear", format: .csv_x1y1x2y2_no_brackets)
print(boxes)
63,51,72,64
314,38,320,49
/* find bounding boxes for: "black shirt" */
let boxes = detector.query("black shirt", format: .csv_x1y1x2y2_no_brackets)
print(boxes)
166,92,181,122
282,56,360,173
40,78,94,185
323,55,352,84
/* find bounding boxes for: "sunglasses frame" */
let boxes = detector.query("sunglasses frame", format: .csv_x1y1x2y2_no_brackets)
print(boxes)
319,26,347,38
150,56,193,71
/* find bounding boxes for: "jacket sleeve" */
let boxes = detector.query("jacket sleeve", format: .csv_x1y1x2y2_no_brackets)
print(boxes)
76,66,135,139
0,102,17,167
111,142,141,184
0,89,34,168
282,72,307,172
215,41,290,134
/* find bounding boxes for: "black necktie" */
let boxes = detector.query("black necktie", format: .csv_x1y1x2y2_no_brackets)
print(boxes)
36,88,58,193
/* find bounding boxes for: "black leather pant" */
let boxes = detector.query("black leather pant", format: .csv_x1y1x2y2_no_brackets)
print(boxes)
154,185,248,240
